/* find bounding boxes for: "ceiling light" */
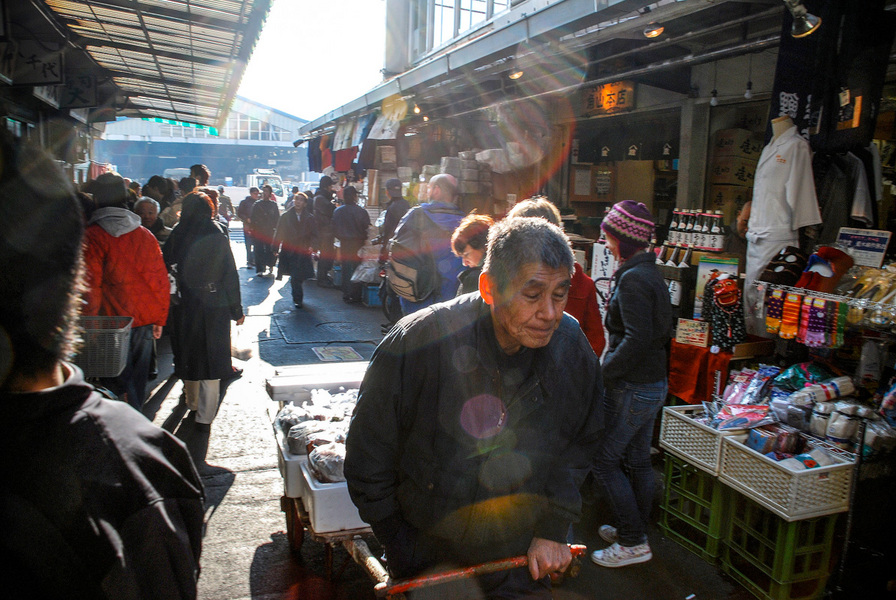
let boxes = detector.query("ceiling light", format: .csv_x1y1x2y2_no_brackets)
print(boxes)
744,81,753,100
413,104,420,114
783,0,821,38
710,89,719,107
643,22,664,38
423,115,429,122
508,69,524,80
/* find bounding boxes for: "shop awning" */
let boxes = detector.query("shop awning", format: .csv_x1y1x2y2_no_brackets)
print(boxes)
43,0,273,129
296,0,784,142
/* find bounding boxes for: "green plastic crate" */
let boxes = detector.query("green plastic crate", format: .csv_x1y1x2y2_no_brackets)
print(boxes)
658,453,728,561
723,490,839,582
720,543,831,600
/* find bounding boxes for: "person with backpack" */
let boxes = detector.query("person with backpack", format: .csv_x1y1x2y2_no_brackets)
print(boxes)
386,173,465,316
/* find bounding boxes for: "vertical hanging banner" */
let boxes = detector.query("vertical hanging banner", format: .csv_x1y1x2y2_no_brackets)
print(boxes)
60,70,97,108
766,0,839,142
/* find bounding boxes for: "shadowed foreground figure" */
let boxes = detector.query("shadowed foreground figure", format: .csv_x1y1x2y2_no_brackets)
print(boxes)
346,216,604,599
0,130,204,598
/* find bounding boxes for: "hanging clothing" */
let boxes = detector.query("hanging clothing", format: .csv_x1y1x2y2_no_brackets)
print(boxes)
744,126,821,335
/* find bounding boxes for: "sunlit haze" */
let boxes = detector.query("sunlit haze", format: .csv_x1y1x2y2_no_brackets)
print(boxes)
237,0,388,123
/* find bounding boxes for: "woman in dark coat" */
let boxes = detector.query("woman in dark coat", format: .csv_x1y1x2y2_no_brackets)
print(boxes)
163,192,244,431
273,192,316,308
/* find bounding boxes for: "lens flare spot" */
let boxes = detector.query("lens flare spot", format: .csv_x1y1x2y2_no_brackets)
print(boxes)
460,394,506,439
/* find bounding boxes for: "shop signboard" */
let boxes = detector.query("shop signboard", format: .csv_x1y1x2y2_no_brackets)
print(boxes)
675,318,710,347
13,40,63,85
59,70,97,108
583,81,635,116
835,228,892,268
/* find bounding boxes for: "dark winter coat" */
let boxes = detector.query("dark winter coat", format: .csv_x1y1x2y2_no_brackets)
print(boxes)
332,202,370,242
0,367,204,599
273,205,316,281
345,293,604,566
249,199,280,242
602,251,672,387
163,202,243,381
313,191,336,234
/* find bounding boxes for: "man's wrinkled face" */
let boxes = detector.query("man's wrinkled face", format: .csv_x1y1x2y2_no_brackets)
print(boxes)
135,202,158,228
483,263,571,354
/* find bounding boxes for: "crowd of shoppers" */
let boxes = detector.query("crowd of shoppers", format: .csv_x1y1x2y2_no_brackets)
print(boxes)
3,139,675,596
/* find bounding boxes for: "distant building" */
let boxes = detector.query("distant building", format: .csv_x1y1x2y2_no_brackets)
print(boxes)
94,96,308,185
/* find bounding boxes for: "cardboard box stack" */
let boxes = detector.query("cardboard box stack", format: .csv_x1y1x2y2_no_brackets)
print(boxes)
707,128,762,223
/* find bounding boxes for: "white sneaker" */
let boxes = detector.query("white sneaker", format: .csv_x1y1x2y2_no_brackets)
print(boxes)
591,542,652,567
598,525,618,544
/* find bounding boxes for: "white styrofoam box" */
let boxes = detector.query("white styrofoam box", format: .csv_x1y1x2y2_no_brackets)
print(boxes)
266,361,369,405
276,433,307,498
300,461,368,533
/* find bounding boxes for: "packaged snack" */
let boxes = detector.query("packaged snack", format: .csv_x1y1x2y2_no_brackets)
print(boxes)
722,368,757,404
739,364,781,405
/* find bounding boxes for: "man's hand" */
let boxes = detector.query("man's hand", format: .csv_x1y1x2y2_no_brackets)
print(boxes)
527,538,571,580
152,325,163,339
235,315,245,326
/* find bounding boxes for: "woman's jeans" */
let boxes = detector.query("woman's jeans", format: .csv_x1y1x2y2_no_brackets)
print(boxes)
592,379,667,547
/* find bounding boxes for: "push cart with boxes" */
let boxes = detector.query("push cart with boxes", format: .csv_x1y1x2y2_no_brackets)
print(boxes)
266,361,587,598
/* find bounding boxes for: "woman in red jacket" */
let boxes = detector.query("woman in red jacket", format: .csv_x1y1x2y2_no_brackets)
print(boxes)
507,197,606,356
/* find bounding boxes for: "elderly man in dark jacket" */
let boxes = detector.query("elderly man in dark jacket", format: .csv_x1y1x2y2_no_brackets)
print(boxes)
273,192,316,308
332,186,370,304
345,216,604,598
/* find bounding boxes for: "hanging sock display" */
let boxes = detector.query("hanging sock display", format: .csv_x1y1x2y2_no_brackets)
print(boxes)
779,292,804,340
765,288,785,334
796,296,812,344
803,297,828,348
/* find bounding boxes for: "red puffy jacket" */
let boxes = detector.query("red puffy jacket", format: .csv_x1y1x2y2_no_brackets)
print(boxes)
565,262,606,357
83,208,169,328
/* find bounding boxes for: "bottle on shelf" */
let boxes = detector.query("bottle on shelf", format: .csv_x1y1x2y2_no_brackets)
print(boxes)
665,244,682,267
648,237,657,254
677,244,693,269
692,212,704,250
668,209,680,246
656,241,670,264
669,278,682,306
681,210,693,246
699,212,712,251
710,211,724,251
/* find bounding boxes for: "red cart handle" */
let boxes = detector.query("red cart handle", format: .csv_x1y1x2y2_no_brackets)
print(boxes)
376,544,587,597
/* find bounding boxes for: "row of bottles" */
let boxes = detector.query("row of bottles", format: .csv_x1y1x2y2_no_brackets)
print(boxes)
667,208,724,251
654,241,692,307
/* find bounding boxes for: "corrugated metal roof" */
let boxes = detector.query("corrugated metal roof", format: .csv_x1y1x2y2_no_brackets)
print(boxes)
44,0,273,128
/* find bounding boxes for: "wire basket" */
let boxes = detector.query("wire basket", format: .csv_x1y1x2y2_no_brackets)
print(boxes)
73,316,133,378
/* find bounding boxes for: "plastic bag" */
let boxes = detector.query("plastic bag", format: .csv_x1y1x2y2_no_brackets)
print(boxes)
722,369,757,404
230,325,253,361
351,259,380,284
772,362,835,392
286,421,329,455
739,364,780,404
274,404,312,435
711,404,774,430
309,442,347,483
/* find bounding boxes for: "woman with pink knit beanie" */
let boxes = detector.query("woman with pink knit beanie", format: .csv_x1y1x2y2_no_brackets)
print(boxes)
590,200,673,568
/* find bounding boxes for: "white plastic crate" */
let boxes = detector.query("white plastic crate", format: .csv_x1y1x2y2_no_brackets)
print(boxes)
73,316,133,378
275,433,307,499
719,437,854,522
266,361,368,407
300,461,367,533
659,405,748,475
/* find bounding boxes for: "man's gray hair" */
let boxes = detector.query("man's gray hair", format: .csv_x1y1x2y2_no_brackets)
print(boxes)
484,217,574,293
134,196,159,212
507,196,562,227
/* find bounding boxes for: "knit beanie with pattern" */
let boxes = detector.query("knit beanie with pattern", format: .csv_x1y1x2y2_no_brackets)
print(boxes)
601,200,654,259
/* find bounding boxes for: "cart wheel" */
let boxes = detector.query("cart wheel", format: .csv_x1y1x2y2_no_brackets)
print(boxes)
281,497,304,553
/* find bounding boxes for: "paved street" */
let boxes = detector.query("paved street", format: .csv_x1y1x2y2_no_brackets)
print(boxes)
141,224,752,600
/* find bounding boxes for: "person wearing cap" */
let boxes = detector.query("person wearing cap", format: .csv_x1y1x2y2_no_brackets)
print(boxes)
590,200,672,569
313,175,337,287
378,178,411,263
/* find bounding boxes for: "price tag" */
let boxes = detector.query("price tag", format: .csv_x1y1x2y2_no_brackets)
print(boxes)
838,88,851,107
